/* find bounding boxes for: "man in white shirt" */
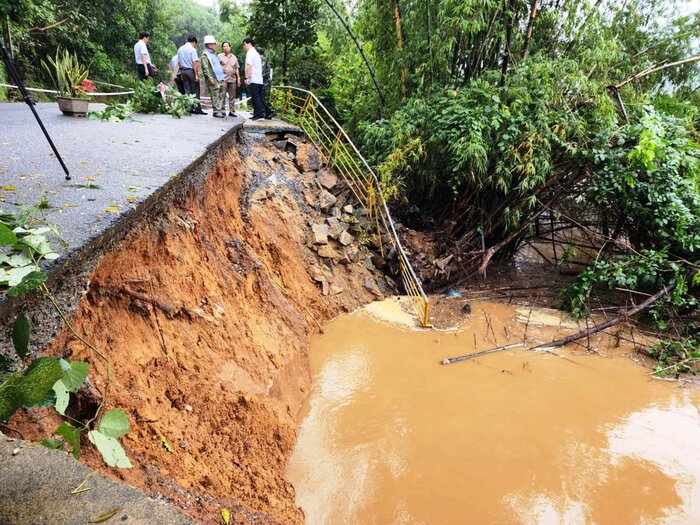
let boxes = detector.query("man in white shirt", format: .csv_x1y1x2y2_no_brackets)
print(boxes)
134,32,158,80
243,37,264,120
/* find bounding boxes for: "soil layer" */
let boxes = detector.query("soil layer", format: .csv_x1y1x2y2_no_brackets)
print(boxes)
8,133,392,523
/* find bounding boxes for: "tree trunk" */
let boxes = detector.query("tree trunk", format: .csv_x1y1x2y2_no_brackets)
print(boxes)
522,0,539,59
322,0,385,107
426,0,434,88
282,38,289,82
451,32,462,77
2,15,12,57
393,0,406,97
500,0,518,85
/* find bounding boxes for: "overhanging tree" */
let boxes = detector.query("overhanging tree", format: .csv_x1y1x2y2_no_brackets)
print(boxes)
248,0,319,81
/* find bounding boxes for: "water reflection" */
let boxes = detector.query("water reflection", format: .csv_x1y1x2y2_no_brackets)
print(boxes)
287,301,700,525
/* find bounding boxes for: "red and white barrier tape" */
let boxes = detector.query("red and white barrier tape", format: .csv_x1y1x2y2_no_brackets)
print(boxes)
0,83,134,96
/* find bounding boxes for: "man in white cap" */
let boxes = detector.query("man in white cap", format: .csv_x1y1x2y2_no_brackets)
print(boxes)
200,34,226,118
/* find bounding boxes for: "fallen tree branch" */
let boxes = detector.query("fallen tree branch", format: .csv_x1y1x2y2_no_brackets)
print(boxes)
532,284,674,350
615,55,700,89
441,342,524,365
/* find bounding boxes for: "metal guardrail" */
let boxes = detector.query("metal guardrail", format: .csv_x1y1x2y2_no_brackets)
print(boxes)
272,86,431,327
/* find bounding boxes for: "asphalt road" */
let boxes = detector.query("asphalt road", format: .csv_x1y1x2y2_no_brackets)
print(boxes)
0,102,244,253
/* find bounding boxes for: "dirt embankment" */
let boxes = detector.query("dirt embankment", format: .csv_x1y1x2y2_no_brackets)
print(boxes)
9,132,394,523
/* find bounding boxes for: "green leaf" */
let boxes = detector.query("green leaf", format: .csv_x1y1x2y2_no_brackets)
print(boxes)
7,271,47,297
221,508,231,524
55,421,81,459
2,266,35,287
0,223,17,246
59,359,89,392
160,436,172,452
40,438,65,450
88,430,132,468
0,357,64,420
53,380,69,415
33,388,57,408
18,357,64,406
19,234,51,254
5,251,33,268
98,408,130,438
11,313,30,361
0,371,24,421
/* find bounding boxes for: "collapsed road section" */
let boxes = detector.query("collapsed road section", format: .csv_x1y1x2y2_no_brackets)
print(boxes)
1,116,403,523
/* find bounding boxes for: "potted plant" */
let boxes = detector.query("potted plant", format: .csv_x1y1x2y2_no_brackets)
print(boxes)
41,49,93,116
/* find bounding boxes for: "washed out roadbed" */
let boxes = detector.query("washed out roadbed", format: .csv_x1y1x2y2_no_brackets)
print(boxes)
4,126,403,523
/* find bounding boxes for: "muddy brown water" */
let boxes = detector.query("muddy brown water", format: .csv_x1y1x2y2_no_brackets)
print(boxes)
287,299,700,524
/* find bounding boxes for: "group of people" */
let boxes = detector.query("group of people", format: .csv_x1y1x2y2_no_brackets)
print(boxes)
134,32,274,121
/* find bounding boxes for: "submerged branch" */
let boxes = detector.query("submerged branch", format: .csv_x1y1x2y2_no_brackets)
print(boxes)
532,284,674,350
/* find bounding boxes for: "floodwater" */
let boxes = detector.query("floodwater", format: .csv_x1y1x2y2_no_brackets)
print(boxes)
287,299,700,525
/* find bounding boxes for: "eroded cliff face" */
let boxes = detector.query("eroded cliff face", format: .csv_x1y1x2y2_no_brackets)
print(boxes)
10,132,395,523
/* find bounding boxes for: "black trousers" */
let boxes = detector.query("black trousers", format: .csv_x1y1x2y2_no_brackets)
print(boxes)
175,76,185,95
250,83,263,118
137,63,155,80
180,69,202,110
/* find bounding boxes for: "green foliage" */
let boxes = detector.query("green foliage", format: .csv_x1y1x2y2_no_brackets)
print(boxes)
88,409,132,468
584,108,700,255
559,107,700,374
359,58,615,228
649,335,700,377
0,358,63,421
11,314,30,361
1,211,59,296
4,0,227,92
97,408,130,438
89,103,133,122
129,81,195,118
55,421,81,458
248,0,319,80
0,208,130,465
41,48,90,98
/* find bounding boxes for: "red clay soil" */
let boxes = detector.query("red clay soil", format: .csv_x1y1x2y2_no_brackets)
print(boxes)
9,139,388,524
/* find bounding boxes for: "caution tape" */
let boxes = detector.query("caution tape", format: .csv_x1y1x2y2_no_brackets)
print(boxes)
0,83,134,96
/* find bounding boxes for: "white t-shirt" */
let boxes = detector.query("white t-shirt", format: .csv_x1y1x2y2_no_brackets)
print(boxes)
245,47,263,84
134,40,151,65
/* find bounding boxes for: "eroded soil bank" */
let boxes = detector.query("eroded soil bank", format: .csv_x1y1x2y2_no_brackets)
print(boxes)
289,299,700,524
8,132,395,523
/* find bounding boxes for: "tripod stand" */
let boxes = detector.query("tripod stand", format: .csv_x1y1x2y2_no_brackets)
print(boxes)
1,39,71,180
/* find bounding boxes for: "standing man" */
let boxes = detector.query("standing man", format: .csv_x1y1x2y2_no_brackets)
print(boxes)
169,53,184,94
218,41,240,117
201,35,225,118
134,32,158,80
177,36,206,115
259,48,275,120
243,37,264,121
